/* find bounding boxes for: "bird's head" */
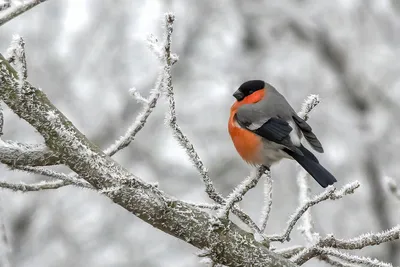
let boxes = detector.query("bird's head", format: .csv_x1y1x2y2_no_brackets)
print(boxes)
233,80,265,101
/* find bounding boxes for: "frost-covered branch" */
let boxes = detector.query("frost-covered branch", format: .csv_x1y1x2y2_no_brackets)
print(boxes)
269,185,334,242
104,78,163,157
158,14,260,232
298,94,320,121
296,171,317,243
275,246,304,258
217,167,267,219
294,247,393,267
6,34,27,86
259,173,273,233
104,12,181,158
318,225,400,250
269,181,360,243
129,87,149,105
0,104,3,137
0,140,61,166
0,0,50,27
294,95,322,243
291,226,400,266
11,165,92,189
163,15,209,184
318,255,357,267
0,179,74,192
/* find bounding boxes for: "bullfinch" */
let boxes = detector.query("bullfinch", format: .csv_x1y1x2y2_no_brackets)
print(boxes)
228,80,337,188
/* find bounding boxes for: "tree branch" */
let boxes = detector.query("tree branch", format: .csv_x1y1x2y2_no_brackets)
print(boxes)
11,165,92,189
0,140,61,166
0,0,50,27
0,179,73,192
269,182,360,243
259,173,273,233
217,167,267,219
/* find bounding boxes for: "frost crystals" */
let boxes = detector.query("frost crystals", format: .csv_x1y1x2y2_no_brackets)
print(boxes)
6,34,27,91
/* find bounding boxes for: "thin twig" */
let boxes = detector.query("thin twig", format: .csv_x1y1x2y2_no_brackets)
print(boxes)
217,167,267,219
0,0,50,27
129,87,149,104
270,186,335,242
6,35,27,87
318,225,400,250
291,225,399,265
157,13,261,232
269,181,360,242
0,193,10,267
298,94,320,121
296,171,317,243
0,103,3,137
163,15,210,185
275,246,304,258
319,255,358,267
11,165,93,189
0,179,73,192
317,248,393,267
104,77,163,157
259,173,273,233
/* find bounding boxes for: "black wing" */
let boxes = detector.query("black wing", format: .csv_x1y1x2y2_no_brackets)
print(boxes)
235,114,303,156
292,114,324,153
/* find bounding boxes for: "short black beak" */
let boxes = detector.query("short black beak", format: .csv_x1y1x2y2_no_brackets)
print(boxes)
233,90,245,101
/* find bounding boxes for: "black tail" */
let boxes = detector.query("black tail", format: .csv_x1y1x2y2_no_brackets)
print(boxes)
284,145,337,188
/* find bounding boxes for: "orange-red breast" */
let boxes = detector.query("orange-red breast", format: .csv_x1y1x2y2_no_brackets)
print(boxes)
228,80,336,188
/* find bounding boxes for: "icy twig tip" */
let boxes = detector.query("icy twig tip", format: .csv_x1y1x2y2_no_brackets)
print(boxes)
299,94,320,120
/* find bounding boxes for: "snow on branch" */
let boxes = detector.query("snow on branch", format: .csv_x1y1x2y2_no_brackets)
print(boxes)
0,0,50,27
269,181,360,243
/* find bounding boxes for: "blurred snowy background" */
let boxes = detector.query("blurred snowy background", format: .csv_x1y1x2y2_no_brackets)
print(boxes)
1,0,400,266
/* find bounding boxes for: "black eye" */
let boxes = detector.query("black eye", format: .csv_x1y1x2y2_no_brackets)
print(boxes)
248,90,254,94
